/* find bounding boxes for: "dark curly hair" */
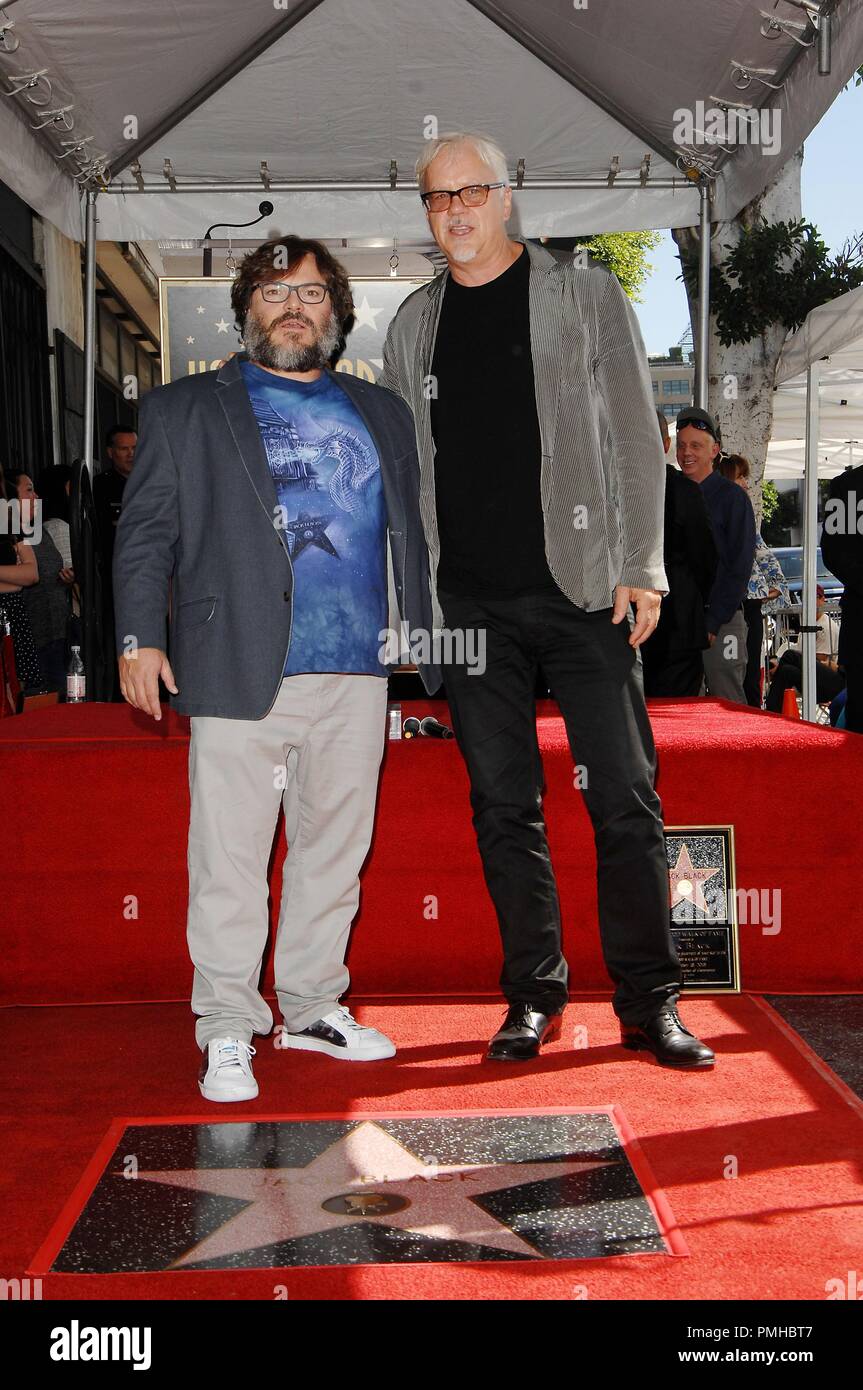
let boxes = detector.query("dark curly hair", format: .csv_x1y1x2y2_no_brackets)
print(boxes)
230,236,354,339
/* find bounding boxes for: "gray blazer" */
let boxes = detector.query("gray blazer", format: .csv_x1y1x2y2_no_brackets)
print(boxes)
379,236,668,626
112,353,442,719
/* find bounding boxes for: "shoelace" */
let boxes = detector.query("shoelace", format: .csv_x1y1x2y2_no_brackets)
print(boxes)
214,1041,256,1073
658,1009,692,1038
328,1006,366,1033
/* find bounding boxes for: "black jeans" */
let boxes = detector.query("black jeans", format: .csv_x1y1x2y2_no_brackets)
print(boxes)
641,641,704,697
439,587,683,1027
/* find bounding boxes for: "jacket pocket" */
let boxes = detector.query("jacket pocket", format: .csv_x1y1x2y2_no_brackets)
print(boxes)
174,595,217,630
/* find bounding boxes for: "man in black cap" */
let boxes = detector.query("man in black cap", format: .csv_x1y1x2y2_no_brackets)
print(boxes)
675,408,756,704
642,409,718,696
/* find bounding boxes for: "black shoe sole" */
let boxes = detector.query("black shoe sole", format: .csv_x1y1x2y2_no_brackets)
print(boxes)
620,1035,715,1068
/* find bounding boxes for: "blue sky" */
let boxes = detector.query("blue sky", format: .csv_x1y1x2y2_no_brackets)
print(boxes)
633,81,863,356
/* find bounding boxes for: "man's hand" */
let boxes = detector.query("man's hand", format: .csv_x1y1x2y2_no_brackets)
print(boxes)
612,586,662,648
707,633,717,647
118,647,178,722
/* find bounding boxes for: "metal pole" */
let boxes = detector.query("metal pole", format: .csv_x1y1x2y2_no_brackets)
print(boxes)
82,189,98,478
801,361,821,722
696,181,710,409
99,176,687,195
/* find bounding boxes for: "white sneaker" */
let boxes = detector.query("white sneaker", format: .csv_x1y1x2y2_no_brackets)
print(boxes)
279,1006,396,1061
198,1037,258,1102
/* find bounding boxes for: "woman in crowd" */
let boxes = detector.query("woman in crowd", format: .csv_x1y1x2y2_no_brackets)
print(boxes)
5,469,72,694
0,461,42,693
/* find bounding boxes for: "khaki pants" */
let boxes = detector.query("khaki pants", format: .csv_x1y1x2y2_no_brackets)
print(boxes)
701,608,749,704
186,673,388,1049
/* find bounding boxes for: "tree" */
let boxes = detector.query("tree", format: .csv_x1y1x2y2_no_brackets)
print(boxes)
542,231,661,300
574,231,662,302
672,68,863,526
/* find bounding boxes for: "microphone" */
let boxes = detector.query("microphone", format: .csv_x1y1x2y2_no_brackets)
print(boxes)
403,717,421,739
202,201,275,276
419,716,454,740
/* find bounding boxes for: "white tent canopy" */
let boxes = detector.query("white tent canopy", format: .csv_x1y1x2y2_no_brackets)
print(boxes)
1,0,861,243
767,291,863,478
2,0,860,724
769,284,863,716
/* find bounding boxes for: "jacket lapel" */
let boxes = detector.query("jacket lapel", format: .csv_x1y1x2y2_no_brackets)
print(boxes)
524,238,563,469
215,354,288,556
413,274,446,493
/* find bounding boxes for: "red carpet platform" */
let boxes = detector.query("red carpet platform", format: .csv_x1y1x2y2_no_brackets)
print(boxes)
4,995,862,1300
2,697,860,1005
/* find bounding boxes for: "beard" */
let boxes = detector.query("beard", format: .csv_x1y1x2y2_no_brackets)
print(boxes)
242,304,342,372
446,243,478,264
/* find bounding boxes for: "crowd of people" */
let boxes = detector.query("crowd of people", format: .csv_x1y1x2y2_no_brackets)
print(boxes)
0,425,136,707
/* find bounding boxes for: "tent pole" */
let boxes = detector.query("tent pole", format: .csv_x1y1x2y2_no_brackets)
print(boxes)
696,182,710,409
801,361,821,722
82,189,98,479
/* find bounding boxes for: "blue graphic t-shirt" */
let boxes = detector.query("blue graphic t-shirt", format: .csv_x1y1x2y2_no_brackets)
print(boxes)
241,360,388,676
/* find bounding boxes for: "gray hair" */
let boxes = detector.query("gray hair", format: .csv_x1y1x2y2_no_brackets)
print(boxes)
415,131,510,192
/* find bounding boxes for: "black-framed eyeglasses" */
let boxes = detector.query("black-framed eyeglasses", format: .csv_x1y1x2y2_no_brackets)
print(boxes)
420,182,507,213
253,281,330,305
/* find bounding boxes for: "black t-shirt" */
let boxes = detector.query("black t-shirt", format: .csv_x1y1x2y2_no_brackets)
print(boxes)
430,244,556,598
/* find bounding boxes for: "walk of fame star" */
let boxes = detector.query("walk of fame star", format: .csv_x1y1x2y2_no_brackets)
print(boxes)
43,1114,674,1271
668,842,722,914
286,512,339,560
136,1122,617,1266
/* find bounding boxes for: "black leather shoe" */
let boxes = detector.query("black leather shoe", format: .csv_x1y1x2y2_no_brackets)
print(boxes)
486,1003,563,1062
620,1007,714,1069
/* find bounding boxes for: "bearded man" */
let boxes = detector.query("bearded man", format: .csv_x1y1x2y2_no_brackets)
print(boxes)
113,236,440,1101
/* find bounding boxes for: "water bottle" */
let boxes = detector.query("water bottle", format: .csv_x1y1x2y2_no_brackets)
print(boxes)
66,645,85,703
387,701,402,739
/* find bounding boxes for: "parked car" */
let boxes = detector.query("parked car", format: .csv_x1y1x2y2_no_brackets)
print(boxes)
771,547,843,602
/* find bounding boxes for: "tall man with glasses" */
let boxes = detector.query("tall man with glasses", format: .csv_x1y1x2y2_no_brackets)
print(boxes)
114,236,441,1101
381,132,714,1068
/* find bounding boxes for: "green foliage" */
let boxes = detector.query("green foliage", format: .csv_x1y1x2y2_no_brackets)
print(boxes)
761,479,779,524
574,231,662,302
681,219,863,347
762,487,799,547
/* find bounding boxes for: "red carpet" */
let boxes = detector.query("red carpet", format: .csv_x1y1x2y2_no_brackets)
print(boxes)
3,995,861,1300
2,698,861,1004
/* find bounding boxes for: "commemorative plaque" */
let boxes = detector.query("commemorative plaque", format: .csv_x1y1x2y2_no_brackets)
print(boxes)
663,825,740,993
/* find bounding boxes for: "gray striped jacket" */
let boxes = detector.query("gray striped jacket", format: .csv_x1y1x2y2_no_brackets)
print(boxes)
379,236,668,625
